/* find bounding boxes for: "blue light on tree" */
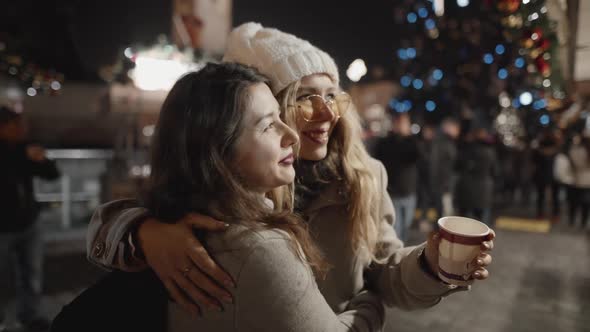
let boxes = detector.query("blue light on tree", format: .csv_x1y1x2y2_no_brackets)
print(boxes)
406,48,417,59
407,12,418,23
432,69,443,80
418,7,429,18
512,98,521,108
483,53,494,64
540,114,550,126
388,99,398,110
498,68,508,79
533,99,547,110
515,57,525,68
412,79,424,90
425,100,436,112
400,75,412,87
495,44,506,55
390,99,411,113
397,49,408,60
425,19,436,30
402,100,413,111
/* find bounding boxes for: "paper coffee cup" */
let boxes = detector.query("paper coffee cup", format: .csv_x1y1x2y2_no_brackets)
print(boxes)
437,216,492,286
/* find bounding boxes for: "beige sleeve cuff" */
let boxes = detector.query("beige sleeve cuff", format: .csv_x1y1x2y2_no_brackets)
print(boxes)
86,199,150,271
400,244,469,300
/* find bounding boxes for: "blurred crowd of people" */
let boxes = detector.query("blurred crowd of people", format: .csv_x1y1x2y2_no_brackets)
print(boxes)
370,106,590,242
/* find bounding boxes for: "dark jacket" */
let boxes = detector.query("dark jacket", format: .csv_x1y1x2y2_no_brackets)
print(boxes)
51,270,168,332
532,136,560,185
375,134,420,197
429,133,457,194
0,142,60,233
454,141,498,210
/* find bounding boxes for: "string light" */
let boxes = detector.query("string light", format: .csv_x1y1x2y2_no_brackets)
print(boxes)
400,75,412,87
519,91,533,105
512,98,521,108
412,79,424,90
418,7,429,18
457,0,470,7
533,99,547,110
50,81,61,90
432,69,444,80
124,48,133,58
499,93,511,108
426,100,437,111
397,49,408,60
411,124,421,134
425,19,436,30
403,100,413,111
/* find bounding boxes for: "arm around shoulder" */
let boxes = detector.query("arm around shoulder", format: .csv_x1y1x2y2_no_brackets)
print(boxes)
87,199,149,271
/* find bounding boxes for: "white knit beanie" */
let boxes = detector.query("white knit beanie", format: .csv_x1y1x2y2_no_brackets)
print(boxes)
222,22,340,94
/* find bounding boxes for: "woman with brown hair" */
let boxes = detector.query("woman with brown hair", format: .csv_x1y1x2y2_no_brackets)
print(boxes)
52,62,384,331
86,23,494,320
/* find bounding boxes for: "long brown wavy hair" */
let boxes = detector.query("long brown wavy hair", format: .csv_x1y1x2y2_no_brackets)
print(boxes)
276,78,382,263
143,63,327,277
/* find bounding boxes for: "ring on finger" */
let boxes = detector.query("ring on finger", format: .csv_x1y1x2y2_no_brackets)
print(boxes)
182,265,192,277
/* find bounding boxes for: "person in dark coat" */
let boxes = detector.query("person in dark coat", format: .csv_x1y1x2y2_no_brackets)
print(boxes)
454,128,498,225
430,117,461,219
375,112,420,242
531,128,562,221
416,124,436,225
0,106,60,331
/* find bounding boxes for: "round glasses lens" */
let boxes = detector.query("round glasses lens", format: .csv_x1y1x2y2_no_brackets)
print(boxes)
296,93,352,121
333,93,351,116
297,99,315,121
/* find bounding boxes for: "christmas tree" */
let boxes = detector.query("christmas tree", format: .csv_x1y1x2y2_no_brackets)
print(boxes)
390,0,565,147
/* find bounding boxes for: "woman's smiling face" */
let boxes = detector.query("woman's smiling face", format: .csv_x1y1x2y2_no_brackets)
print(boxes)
294,74,341,161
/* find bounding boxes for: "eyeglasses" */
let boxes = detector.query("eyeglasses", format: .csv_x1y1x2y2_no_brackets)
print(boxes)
289,92,351,122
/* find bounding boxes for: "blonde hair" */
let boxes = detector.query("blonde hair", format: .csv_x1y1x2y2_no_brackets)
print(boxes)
276,79,382,263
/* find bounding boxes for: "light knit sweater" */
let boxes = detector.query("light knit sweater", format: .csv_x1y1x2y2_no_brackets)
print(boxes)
166,225,383,331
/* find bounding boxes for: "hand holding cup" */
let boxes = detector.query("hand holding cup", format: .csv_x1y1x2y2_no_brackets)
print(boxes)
425,216,495,286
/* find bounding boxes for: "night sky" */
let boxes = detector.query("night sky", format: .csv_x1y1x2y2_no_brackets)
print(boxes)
1,0,398,81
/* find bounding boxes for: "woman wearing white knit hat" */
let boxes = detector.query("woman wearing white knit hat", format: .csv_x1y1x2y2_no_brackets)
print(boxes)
85,23,494,323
